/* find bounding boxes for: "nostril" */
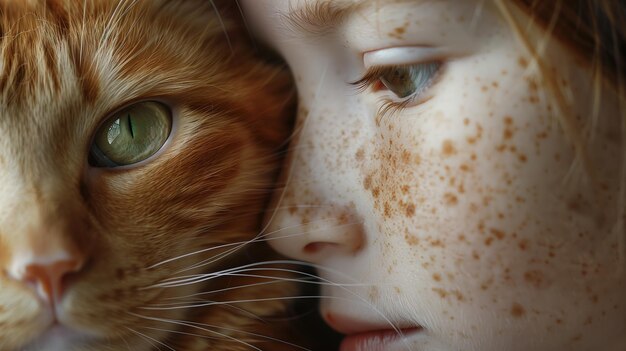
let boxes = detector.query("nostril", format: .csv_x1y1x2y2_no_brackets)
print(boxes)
303,242,340,254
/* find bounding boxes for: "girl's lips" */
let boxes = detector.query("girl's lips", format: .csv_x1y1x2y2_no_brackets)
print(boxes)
324,313,423,351
340,328,424,351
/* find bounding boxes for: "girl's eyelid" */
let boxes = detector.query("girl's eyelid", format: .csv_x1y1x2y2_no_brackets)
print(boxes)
363,46,445,68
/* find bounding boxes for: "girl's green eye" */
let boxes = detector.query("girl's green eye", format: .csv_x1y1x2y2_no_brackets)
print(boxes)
379,62,440,99
89,101,172,168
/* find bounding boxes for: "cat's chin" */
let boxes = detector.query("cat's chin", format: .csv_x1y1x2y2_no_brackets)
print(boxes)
18,324,94,351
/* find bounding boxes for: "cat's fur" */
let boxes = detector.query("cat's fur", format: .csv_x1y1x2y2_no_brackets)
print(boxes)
0,0,299,350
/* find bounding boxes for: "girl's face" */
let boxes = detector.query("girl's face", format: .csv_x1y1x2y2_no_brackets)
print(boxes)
243,1,626,350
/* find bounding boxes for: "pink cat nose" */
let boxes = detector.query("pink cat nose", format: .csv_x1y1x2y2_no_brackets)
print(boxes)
9,256,84,302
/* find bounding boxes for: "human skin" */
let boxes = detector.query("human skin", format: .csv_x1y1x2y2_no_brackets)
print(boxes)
242,1,626,350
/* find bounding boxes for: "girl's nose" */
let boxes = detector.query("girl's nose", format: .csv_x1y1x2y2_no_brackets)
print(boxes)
267,203,366,263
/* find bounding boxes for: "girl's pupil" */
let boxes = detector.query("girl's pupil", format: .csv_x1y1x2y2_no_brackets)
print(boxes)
380,67,417,98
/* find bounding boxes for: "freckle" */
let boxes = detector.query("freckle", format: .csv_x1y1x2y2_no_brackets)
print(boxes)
510,303,526,317
372,187,380,198
355,148,364,161
452,290,465,301
405,203,416,217
518,57,529,68
481,85,488,92
501,69,508,75
394,286,401,294
384,202,391,217
432,273,442,282
489,228,506,240
430,239,445,248
504,129,513,139
470,153,477,161
441,139,457,156
477,221,485,233
444,193,458,206
482,196,492,206
518,239,529,250
458,234,466,242
472,250,481,260
401,150,411,163
518,154,527,162
432,287,448,298
363,175,372,190
491,81,499,88
463,118,470,125
484,237,494,246
405,233,420,245
523,270,544,288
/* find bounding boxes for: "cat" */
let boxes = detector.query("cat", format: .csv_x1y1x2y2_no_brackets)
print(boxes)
0,0,301,350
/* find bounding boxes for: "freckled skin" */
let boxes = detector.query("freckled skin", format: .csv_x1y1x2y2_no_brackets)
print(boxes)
243,1,626,350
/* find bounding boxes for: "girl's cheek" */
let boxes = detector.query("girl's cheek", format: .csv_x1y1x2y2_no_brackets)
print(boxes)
355,51,620,293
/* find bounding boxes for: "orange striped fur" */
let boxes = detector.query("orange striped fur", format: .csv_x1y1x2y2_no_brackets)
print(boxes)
0,0,300,350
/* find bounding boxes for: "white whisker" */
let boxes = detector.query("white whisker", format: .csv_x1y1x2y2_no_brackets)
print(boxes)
125,326,176,351
129,312,262,351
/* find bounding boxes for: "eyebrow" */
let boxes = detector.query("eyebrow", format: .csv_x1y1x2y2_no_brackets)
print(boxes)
283,0,368,36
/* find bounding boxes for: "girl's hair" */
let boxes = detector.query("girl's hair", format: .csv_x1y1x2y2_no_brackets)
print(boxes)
511,0,625,90
498,0,626,264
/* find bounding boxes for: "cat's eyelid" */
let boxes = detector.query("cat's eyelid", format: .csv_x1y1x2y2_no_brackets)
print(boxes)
363,47,443,68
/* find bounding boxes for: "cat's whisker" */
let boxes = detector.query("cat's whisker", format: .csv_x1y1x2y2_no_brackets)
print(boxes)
139,325,224,343
149,258,346,287
128,312,263,351
153,269,366,291
140,294,390,316
208,0,232,54
153,275,355,298
139,321,312,351
180,219,365,273
155,259,368,290
148,217,351,271
149,260,303,288
162,277,317,301
125,326,177,351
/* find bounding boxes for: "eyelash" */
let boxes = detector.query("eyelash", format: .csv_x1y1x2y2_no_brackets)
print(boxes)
351,62,442,117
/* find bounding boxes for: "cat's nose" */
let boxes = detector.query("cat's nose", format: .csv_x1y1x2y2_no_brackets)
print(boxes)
8,253,85,302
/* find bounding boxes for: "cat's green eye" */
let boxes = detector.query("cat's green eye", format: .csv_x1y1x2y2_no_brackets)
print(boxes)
89,101,172,168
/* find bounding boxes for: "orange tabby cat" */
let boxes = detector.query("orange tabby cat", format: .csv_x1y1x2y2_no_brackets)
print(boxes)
0,0,300,350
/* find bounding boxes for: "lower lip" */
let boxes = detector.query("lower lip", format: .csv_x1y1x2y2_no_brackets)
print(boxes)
340,327,423,351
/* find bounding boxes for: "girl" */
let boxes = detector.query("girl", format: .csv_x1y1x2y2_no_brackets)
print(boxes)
242,1,626,350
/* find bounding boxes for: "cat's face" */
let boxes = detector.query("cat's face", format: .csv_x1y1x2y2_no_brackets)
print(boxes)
0,1,293,350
